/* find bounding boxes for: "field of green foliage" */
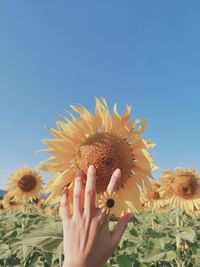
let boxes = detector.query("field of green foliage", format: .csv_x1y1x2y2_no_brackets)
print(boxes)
1,209,200,267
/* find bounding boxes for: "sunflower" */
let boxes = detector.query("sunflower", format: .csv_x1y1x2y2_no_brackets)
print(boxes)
35,199,46,210
140,179,166,210
7,167,43,202
97,191,118,215
159,168,200,214
46,206,59,217
3,193,20,211
38,97,157,217
33,200,46,215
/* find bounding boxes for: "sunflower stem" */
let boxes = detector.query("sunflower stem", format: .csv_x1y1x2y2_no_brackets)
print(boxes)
59,243,62,267
176,209,182,267
22,200,27,265
151,208,155,231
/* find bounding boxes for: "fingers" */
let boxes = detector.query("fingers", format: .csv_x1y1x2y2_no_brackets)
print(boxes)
73,170,84,218
60,187,72,224
107,168,121,194
111,213,133,248
84,165,96,217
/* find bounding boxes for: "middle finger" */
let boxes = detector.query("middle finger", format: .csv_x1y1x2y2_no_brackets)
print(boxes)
73,170,84,218
84,165,96,217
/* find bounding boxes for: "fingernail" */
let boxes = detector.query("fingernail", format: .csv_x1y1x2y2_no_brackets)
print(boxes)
88,165,96,174
75,170,82,177
75,175,81,183
114,168,121,177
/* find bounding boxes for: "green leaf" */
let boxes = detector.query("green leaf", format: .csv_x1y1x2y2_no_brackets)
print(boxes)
19,222,63,252
177,227,196,243
0,243,11,259
176,226,196,242
145,228,165,238
129,228,138,237
144,237,175,262
117,255,132,267
145,250,177,262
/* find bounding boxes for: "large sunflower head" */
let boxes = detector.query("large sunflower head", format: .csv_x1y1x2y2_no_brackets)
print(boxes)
7,167,43,202
38,98,157,216
160,168,200,214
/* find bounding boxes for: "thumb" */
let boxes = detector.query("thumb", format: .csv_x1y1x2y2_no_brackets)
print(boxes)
111,213,133,248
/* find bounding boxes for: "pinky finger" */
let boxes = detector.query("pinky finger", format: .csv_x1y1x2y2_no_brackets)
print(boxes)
107,168,121,194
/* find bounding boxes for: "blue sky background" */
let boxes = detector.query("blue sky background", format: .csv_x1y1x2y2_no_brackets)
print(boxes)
0,1,200,189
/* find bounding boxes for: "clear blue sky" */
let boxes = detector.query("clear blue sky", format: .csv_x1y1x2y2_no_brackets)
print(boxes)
0,1,200,189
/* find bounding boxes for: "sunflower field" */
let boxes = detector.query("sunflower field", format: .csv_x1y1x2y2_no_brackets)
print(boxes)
1,206,200,267
1,98,200,266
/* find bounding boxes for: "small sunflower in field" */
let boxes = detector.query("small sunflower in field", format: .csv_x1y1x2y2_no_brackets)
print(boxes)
38,97,157,216
46,206,59,217
3,193,20,211
140,179,166,210
7,167,43,202
159,168,200,214
178,239,189,251
34,199,46,214
97,191,118,215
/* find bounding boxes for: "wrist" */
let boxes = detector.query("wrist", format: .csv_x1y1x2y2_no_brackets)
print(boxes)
62,260,86,267
63,259,103,267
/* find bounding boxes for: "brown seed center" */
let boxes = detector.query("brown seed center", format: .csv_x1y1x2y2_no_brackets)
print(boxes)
106,198,115,208
149,191,161,200
0,204,4,210
148,183,161,200
171,176,198,199
18,175,37,192
75,132,134,192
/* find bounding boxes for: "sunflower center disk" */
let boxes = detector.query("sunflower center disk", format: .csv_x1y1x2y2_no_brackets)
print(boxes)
106,198,115,208
75,132,134,192
18,175,37,193
149,191,160,200
172,176,198,199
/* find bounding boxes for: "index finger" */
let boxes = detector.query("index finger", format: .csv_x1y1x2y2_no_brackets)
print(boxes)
84,165,96,217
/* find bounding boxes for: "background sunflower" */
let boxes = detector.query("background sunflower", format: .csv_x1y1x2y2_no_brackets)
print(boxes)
140,179,166,210
3,193,20,211
159,168,200,214
7,167,43,202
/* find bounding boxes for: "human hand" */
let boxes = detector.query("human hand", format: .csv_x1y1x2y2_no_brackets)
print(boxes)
60,165,133,267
